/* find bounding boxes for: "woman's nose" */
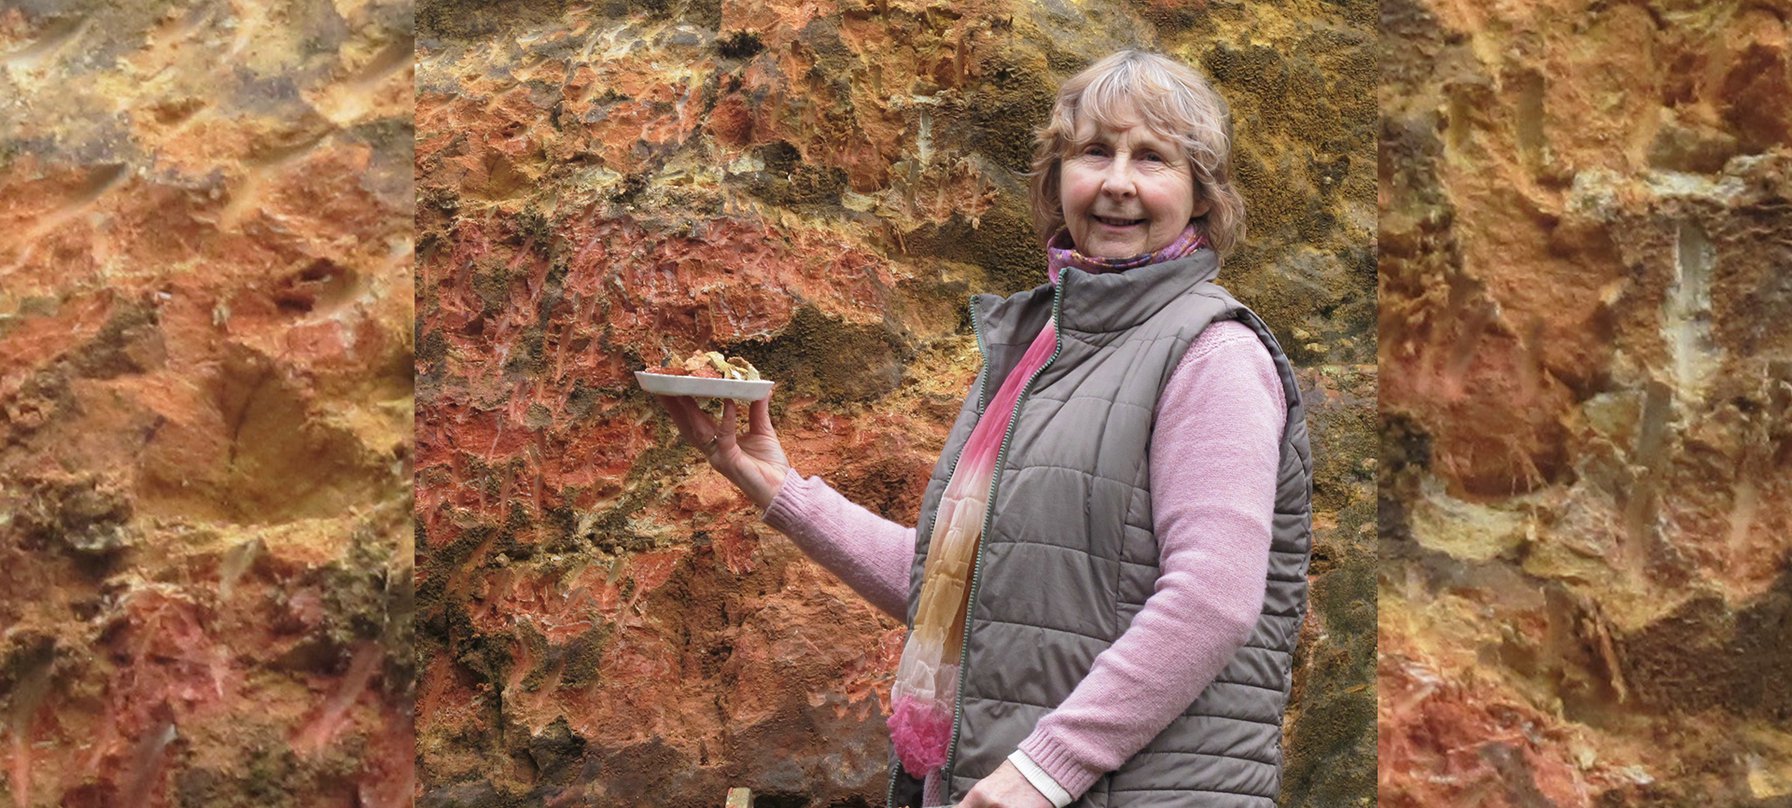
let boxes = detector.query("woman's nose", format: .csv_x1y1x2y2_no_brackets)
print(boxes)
1101,159,1137,197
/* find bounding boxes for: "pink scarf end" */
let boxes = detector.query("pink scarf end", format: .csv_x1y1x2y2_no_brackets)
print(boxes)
888,695,953,774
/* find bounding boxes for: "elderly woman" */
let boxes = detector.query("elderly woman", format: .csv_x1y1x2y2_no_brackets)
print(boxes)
656,50,1311,808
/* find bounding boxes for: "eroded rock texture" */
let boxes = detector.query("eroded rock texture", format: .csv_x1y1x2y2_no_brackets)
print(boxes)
0,1,415,806
415,1,1374,805
1381,1,1792,805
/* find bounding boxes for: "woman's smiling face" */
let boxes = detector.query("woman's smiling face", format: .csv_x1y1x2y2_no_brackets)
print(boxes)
1058,111,1207,259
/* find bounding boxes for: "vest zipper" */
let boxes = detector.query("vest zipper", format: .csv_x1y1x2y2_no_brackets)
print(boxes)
886,286,1064,806
942,283,1064,796
884,758,901,808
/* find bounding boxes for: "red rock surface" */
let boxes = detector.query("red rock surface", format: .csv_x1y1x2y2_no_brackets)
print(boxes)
415,1,1375,805
0,2,414,806
1381,0,1792,804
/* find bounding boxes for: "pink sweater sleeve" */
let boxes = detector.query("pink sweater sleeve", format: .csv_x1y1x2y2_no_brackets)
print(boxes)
760,473,917,620
1017,319,1288,798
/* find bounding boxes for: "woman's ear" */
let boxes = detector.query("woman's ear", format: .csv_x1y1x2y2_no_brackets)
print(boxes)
1189,181,1213,218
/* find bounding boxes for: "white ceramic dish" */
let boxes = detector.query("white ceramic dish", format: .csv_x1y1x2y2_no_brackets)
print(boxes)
635,371,774,401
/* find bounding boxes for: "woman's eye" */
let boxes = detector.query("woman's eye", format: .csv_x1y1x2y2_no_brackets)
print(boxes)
1081,144,1109,157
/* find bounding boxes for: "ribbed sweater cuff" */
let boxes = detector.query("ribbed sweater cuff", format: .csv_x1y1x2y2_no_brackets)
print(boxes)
1018,731,1103,798
756,469,799,526
757,470,807,531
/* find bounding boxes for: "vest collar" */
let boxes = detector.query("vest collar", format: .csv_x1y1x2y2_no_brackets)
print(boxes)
974,249,1221,339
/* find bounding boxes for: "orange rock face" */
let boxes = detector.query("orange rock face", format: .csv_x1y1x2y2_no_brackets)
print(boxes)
0,2,414,806
1381,0,1792,804
416,1,1375,805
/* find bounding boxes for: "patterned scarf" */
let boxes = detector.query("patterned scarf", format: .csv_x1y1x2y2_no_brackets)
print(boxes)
888,223,1209,779
1046,222,1207,283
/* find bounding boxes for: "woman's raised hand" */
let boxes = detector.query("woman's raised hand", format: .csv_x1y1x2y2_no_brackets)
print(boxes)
653,392,790,510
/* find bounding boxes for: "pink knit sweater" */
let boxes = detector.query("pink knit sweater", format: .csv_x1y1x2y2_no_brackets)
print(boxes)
760,318,1287,801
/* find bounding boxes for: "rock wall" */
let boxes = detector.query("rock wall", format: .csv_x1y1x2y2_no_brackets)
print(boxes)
415,0,1375,805
1380,0,1792,804
0,1,415,806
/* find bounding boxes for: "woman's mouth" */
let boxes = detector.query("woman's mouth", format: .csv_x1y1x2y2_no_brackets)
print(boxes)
1094,215,1145,228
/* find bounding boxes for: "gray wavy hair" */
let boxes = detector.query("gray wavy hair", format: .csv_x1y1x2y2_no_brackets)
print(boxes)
1028,49,1246,258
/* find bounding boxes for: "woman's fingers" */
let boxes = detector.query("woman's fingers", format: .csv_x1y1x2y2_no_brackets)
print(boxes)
654,395,716,446
651,393,790,509
652,395,777,475
748,390,775,437
718,399,739,452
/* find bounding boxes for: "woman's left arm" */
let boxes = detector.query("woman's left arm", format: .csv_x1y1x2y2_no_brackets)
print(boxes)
1002,320,1288,803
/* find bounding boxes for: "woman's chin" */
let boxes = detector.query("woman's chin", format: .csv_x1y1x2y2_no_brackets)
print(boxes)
1074,221,1157,257
1082,237,1145,259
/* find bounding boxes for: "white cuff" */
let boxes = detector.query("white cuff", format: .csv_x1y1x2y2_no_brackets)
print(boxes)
1007,749,1074,808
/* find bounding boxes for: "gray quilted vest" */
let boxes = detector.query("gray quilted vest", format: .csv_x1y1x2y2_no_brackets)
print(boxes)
888,251,1313,807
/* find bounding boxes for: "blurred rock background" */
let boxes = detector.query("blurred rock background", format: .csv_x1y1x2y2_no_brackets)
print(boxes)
414,0,1375,805
0,1,414,806
1381,0,1792,805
